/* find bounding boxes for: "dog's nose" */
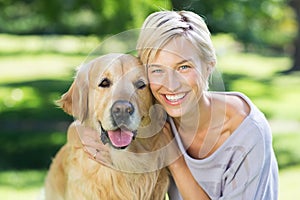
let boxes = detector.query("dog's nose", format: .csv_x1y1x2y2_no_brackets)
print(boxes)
111,100,134,124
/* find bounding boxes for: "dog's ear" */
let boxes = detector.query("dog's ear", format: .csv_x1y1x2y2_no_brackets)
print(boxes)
56,70,89,122
56,82,75,116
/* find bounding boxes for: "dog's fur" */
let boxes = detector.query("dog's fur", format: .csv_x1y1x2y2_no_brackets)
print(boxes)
44,54,169,199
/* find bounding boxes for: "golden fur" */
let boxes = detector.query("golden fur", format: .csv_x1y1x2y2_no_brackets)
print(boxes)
44,54,169,199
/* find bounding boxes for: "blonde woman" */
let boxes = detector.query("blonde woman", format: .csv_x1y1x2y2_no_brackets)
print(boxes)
137,10,278,200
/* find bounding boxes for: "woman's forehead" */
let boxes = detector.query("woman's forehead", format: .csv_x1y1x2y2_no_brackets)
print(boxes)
148,37,201,66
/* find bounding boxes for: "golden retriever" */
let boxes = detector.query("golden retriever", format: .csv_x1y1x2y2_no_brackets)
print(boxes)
44,53,169,200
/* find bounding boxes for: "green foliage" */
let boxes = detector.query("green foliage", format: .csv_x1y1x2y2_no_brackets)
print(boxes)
172,0,297,49
0,0,171,35
0,0,296,50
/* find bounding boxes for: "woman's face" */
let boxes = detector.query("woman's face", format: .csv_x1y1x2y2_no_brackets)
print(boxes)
147,37,207,118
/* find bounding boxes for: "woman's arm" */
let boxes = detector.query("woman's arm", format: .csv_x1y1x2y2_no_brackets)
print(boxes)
163,123,210,200
169,156,211,200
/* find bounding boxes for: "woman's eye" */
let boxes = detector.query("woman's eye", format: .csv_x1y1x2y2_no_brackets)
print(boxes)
98,78,111,88
179,65,191,71
150,68,163,74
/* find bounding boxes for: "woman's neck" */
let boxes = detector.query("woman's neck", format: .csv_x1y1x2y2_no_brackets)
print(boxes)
172,92,229,159
173,92,212,133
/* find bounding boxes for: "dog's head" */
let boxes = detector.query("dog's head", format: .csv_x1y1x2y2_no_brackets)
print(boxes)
57,53,156,149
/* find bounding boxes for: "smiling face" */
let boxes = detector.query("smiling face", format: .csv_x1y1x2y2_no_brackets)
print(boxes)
147,37,209,118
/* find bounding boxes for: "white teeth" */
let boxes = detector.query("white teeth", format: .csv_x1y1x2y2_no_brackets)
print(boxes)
165,93,186,101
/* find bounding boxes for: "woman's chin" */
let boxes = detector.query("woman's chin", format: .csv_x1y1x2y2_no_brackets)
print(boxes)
165,101,200,119
165,109,183,118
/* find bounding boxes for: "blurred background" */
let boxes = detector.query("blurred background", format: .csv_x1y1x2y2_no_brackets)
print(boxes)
0,0,299,199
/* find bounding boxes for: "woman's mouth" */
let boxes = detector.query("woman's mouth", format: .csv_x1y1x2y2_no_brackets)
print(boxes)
163,92,187,105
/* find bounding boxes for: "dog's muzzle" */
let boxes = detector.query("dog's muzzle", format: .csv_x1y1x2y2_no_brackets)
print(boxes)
100,100,137,149
111,100,134,126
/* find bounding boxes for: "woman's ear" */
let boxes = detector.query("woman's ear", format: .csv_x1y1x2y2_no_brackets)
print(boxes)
56,69,89,122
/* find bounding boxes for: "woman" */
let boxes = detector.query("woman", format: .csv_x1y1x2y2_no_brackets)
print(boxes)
136,10,278,200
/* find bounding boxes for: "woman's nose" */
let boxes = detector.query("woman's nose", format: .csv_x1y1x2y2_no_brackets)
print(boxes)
164,70,181,92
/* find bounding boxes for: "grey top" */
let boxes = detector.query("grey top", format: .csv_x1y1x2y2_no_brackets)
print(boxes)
168,92,278,200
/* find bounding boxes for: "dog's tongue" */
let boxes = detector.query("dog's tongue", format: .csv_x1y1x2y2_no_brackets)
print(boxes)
107,129,134,148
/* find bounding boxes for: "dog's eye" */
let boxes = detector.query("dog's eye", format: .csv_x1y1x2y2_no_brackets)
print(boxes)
135,80,146,89
98,78,111,88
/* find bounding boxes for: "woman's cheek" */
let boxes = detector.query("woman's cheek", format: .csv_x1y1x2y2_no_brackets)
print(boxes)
149,83,162,100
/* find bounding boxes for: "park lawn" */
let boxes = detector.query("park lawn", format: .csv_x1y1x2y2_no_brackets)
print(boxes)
0,186,43,200
279,166,300,199
0,170,46,200
0,166,300,200
0,54,84,83
216,39,300,121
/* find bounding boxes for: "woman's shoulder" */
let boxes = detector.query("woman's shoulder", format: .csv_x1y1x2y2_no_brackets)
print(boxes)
211,91,270,141
210,91,250,132
211,91,251,114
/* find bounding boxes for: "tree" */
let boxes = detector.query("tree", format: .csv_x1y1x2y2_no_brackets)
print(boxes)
171,0,299,72
171,0,295,46
0,0,171,35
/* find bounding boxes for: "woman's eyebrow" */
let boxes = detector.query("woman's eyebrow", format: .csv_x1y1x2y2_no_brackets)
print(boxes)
148,64,162,68
176,59,191,65
148,59,191,68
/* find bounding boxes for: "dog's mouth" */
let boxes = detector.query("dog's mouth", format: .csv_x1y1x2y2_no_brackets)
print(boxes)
107,127,136,148
101,124,137,149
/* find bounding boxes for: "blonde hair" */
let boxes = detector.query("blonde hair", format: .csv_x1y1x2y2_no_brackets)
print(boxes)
136,10,217,90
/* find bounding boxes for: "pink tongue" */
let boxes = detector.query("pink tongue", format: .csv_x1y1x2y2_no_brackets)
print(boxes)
107,129,134,148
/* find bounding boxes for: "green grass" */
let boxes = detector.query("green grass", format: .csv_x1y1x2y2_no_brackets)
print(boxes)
273,133,300,168
0,34,299,199
0,186,43,200
215,35,300,121
226,73,300,120
1,166,300,200
0,34,100,55
0,54,84,83
279,166,300,200
0,170,46,200
0,170,46,189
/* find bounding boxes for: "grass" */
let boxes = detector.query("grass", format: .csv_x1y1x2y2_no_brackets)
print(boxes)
278,166,300,199
0,186,43,200
0,33,299,199
0,34,100,55
1,165,300,200
215,35,300,121
0,170,46,200
0,54,83,83
273,133,300,168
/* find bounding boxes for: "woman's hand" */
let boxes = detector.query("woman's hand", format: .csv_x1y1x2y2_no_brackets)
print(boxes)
72,122,112,165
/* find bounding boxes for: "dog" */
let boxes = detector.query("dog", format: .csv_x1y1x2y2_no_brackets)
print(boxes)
44,53,170,200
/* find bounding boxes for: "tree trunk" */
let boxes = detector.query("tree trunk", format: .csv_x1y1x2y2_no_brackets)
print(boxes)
287,0,300,72
170,0,192,10
292,32,300,71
